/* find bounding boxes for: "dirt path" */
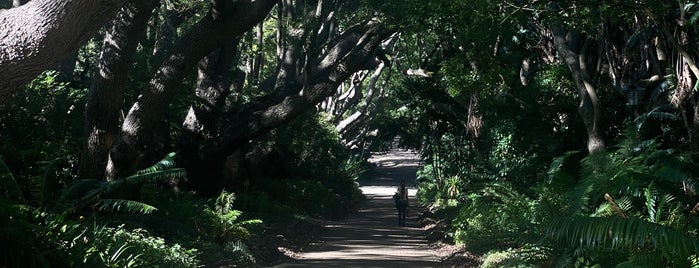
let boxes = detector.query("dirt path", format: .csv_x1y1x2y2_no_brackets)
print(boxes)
271,149,439,268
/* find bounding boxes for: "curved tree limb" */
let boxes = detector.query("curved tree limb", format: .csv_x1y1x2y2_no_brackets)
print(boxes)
0,0,126,103
106,0,277,180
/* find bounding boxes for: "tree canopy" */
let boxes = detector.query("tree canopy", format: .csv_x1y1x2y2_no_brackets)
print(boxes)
3,0,699,266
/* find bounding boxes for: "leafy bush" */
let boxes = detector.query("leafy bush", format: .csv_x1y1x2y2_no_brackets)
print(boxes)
242,178,355,220
480,249,530,268
80,225,199,267
0,153,262,267
451,183,540,253
241,112,364,220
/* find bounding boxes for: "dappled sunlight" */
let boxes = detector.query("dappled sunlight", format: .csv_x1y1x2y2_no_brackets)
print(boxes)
272,149,437,268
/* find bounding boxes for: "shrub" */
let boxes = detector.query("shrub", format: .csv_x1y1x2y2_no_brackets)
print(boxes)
451,184,540,254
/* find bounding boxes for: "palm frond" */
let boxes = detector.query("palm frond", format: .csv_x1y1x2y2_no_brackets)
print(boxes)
63,179,103,201
121,168,187,187
63,156,186,213
136,152,178,174
94,199,158,214
635,105,679,131
548,216,699,260
39,158,62,210
616,251,668,268
78,169,186,202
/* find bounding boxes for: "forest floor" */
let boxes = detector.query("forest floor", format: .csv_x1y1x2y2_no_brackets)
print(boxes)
264,149,481,268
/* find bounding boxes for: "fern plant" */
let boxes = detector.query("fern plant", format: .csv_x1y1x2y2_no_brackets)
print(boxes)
203,190,262,244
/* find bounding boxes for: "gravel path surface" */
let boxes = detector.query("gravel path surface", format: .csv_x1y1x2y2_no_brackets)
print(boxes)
270,149,440,268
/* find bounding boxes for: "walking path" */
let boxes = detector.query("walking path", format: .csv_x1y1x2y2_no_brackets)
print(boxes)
271,149,439,268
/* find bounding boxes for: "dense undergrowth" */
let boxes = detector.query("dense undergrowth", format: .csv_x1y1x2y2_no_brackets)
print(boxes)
0,74,364,267
415,125,699,267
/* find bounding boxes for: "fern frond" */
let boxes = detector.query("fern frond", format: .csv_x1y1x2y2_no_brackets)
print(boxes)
645,186,658,223
593,202,614,217
547,151,580,185
94,199,158,214
0,157,25,204
635,105,678,124
654,194,676,224
604,193,628,218
563,175,595,215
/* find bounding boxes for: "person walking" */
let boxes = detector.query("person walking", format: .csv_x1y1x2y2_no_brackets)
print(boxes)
394,180,409,226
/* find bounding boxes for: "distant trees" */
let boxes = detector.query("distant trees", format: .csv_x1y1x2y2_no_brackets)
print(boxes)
362,1,699,266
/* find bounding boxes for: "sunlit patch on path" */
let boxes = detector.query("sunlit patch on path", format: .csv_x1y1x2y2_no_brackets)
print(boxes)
271,149,439,268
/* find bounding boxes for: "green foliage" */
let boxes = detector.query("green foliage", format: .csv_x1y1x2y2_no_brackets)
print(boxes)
80,224,199,267
203,190,262,243
0,70,85,207
0,157,26,204
64,153,184,214
549,216,699,266
481,248,531,268
451,183,540,254
541,130,699,266
260,112,364,218
0,149,264,267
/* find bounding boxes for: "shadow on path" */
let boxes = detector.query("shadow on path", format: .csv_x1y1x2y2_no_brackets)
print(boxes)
271,149,438,268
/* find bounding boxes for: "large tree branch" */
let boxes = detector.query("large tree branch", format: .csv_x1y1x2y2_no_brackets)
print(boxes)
0,0,126,103
336,61,385,134
107,0,276,179
552,25,605,154
206,22,395,159
80,0,158,181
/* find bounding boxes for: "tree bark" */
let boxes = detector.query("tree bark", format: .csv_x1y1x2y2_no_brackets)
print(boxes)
552,26,606,154
106,0,276,180
207,23,394,160
79,0,158,181
12,0,27,7
150,5,194,73
0,0,126,103
336,62,385,134
178,39,242,195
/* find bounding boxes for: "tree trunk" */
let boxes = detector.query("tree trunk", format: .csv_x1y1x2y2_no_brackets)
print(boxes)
79,0,158,181
208,23,394,160
552,26,606,154
250,22,264,85
0,0,126,103
12,0,27,7
106,0,276,180
150,5,193,73
178,39,240,195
